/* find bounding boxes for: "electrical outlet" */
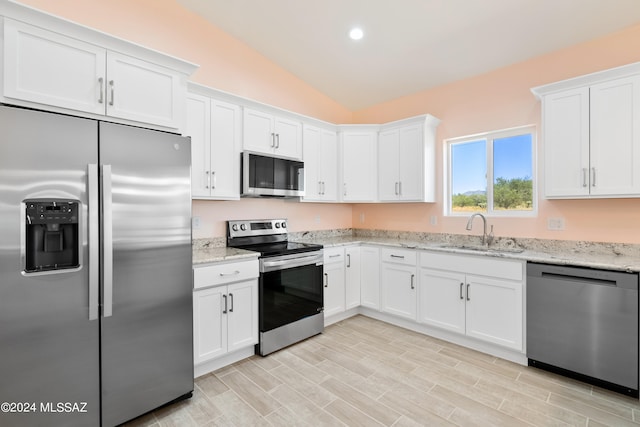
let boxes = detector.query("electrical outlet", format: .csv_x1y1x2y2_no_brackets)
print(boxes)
359,212,365,224
430,215,437,226
314,215,321,223
192,216,201,229
547,217,565,231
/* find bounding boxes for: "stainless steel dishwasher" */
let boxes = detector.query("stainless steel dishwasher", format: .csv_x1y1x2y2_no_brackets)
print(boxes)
527,262,639,396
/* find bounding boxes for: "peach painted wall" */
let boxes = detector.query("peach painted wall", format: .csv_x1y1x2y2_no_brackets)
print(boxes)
352,23,640,244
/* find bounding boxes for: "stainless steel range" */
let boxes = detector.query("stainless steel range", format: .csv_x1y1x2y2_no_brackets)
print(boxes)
227,219,324,355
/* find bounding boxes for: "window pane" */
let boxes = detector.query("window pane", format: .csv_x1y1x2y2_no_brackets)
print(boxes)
493,134,533,211
451,139,487,213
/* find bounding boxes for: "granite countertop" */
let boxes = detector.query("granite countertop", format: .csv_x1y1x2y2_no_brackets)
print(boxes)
193,229,640,273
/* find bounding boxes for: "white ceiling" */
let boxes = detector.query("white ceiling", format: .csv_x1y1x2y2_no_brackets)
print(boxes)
177,0,640,110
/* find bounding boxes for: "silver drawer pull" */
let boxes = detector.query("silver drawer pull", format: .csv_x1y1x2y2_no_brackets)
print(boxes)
329,254,341,258
390,254,405,259
219,270,240,277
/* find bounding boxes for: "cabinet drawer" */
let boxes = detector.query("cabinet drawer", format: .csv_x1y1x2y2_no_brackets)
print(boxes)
324,247,345,264
381,248,417,265
193,259,259,289
420,252,523,281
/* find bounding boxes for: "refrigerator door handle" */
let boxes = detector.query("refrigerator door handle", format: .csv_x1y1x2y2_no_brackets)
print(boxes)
88,164,100,321
102,164,114,317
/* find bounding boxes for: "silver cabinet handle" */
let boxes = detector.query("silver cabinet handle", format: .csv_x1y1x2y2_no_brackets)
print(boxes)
205,171,210,189
219,270,240,277
399,181,402,196
466,283,470,301
410,274,415,290
88,164,99,321
321,181,325,195
324,272,329,288
390,254,405,259
329,254,341,258
222,294,227,314
102,165,113,317
591,167,596,187
275,133,280,148
582,168,588,187
108,80,115,106
459,282,464,300
343,183,347,196
212,171,216,189
98,77,104,104
229,293,234,312
347,254,351,268
395,182,399,195
271,132,275,147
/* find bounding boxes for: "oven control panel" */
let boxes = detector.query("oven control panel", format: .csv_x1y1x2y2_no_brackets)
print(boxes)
228,219,288,238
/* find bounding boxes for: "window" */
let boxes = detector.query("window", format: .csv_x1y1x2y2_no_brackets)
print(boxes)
446,126,536,216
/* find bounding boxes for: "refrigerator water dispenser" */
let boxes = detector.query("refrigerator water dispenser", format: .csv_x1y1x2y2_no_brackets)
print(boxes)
24,199,80,272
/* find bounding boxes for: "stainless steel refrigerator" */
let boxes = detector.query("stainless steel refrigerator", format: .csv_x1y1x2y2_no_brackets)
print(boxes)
0,106,194,427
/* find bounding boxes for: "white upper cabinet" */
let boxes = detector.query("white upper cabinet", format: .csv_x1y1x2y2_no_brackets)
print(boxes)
303,125,338,202
1,14,196,130
186,89,241,200
340,128,378,202
378,115,439,202
533,63,640,198
243,108,302,159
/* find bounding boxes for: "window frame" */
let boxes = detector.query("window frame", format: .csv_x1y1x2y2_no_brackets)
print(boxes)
444,125,537,217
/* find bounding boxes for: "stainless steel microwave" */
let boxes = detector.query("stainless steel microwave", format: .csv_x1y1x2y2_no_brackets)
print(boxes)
241,152,304,197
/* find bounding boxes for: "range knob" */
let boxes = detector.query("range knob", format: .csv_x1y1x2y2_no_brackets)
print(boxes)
274,222,280,228
240,224,247,231
281,221,287,229
231,224,239,231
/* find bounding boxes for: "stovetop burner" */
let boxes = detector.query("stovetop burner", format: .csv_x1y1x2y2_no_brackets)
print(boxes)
227,219,322,257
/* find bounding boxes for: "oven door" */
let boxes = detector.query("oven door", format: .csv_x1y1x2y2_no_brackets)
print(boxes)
259,251,323,332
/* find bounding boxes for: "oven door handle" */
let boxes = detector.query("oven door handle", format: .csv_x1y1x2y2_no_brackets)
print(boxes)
261,253,324,273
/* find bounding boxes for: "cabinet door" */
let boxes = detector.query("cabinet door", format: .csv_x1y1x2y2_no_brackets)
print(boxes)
302,126,322,200
105,51,183,128
380,263,417,320
319,130,339,200
378,129,401,201
193,287,227,364
543,88,590,197
3,18,106,115
465,275,523,351
243,108,274,154
186,94,211,197
345,247,361,310
226,280,258,353
210,99,241,199
342,131,377,201
360,246,380,310
418,269,465,334
323,261,345,318
398,125,423,200
590,75,640,196
274,116,302,159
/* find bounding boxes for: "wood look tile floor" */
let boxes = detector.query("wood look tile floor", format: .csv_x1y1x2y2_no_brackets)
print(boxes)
124,315,640,426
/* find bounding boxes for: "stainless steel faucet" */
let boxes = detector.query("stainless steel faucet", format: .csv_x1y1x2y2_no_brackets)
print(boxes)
465,213,494,245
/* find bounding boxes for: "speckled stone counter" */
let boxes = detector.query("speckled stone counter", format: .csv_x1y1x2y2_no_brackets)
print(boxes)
194,229,640,272
192,242,258,265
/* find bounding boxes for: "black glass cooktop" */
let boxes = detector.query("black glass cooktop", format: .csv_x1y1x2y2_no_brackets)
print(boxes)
242,241,323,257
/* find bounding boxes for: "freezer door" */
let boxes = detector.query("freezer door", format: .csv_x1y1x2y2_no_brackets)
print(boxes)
0,106,100,427
99,122,193,426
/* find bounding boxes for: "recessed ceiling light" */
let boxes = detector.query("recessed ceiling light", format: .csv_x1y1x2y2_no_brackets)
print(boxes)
349,27,364,41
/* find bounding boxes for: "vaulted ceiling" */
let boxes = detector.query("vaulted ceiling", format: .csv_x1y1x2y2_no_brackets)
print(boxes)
177,0,640,110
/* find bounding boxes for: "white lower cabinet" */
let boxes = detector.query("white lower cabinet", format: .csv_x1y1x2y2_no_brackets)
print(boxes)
345,246,361,309
380,248,417,321
323,247,346,318
419,252,524,351
193,259,258,372
360,246,381,310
